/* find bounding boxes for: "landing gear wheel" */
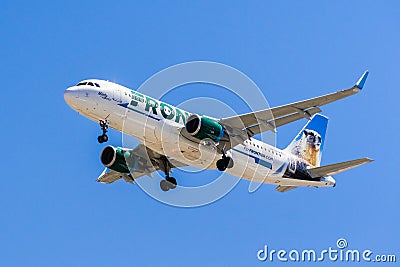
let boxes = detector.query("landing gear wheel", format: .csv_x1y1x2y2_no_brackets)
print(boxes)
166,177,177,189
216,159,227,171
98,120,109,143
160,180,170,192
217,156,234,171
225,156,234,169
97,134,108,143
160,177,176,191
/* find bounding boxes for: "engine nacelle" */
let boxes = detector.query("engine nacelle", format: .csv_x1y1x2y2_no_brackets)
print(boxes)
100,146,138,173
185,114,227,142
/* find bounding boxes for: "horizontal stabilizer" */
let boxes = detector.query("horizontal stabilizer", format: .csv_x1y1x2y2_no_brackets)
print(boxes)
308,158,373,178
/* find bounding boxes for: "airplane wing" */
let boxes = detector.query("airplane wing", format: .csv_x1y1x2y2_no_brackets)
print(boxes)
307,158,373,178
97,143,186,184
220,71,369,144
275,185,298,193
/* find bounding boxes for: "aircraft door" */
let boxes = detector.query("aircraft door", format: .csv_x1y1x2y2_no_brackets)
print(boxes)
113,89,122,102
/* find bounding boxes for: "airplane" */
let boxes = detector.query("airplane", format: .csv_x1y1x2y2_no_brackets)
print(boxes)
64,71,372,192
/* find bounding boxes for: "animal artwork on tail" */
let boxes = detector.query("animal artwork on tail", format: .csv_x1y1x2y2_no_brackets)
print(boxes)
286,114,328,168
290,129,322,167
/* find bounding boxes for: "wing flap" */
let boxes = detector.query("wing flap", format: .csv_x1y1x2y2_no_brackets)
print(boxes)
97,169,135,184
276,185,298,193
308,158,373,178
273,106,322,127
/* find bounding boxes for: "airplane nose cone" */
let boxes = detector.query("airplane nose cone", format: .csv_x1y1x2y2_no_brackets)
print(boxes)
64,87,80,107
64,88,73,103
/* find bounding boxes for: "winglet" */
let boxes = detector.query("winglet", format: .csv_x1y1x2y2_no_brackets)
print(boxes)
355,70,369,89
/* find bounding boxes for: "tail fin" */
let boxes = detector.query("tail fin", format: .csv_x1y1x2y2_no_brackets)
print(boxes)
285,114,328,167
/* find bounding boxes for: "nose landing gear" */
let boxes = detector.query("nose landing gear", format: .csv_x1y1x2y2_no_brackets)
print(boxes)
97,120,109,143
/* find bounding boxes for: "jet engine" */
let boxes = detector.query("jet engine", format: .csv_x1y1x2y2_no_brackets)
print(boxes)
185,114,228,142
100,146,138,173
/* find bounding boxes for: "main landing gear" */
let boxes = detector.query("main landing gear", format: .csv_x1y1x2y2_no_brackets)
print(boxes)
97,120,109,143
159,156,177,192
216,154,234,171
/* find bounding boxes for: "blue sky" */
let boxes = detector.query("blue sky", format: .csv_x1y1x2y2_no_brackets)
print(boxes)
1,1,399,266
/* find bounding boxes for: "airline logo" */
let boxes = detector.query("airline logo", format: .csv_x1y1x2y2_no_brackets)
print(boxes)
118,90,191,125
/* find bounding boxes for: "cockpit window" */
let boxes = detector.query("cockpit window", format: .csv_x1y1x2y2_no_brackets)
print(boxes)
76,81,100,87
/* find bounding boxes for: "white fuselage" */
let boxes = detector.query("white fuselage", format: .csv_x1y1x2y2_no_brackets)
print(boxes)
64,79,335,188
